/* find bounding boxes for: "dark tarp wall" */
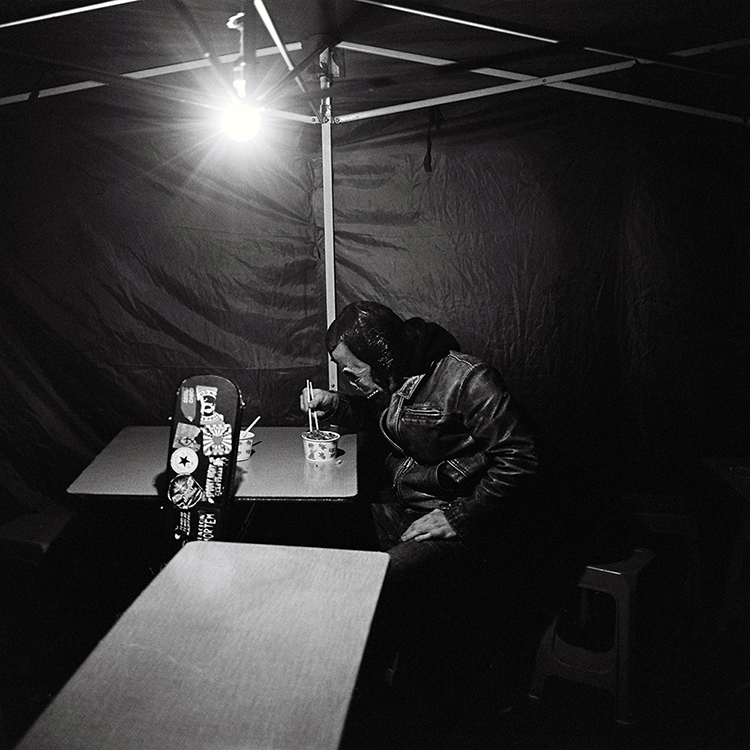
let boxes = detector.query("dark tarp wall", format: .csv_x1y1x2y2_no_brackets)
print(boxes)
1,80,749,514
1,88,331,510
331,93,750,490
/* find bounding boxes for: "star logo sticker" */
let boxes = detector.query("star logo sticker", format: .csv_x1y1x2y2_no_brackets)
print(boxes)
170,447,199,475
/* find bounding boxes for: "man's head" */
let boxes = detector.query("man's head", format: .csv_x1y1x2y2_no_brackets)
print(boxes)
325,301,408,397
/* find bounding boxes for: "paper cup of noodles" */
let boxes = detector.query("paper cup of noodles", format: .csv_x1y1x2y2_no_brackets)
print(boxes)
302,429,340,462
237,429,254,461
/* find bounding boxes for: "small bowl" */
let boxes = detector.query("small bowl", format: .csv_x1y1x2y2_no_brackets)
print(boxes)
237,430,254,461
301,430,340,462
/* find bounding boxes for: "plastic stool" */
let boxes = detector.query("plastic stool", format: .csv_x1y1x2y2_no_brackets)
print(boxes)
529,547,654,724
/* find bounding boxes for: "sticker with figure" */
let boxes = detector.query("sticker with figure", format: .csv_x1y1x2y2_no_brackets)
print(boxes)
196,385,223,425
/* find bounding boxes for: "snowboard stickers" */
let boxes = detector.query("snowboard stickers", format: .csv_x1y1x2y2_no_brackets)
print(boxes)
164,375,244,546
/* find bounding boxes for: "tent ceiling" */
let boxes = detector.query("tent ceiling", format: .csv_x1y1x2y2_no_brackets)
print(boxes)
0,0,748,124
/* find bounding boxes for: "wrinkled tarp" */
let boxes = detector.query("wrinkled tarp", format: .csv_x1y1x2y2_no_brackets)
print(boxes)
1,83,749,513
331,96,750,487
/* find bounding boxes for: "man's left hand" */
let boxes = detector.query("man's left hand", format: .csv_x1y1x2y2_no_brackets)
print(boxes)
400,509,457,542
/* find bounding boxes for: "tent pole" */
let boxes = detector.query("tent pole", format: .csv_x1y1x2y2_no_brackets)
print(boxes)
320,49,338,392
0,44,309,108
0,0,138,28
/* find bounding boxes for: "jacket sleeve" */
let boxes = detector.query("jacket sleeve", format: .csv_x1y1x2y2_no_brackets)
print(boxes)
325,392,383,432
440,363,539,545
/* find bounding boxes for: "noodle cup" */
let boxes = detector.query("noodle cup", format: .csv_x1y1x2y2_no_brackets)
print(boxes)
302,430,340,462
237,430,254,461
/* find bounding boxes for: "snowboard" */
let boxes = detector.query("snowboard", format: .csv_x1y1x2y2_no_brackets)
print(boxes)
163,375,244,546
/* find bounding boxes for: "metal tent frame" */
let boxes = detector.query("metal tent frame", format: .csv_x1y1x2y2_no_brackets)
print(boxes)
2,0,747,389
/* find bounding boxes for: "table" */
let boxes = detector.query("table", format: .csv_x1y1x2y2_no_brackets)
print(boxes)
702,456,750,629
68,425,358,502
15,541,389,750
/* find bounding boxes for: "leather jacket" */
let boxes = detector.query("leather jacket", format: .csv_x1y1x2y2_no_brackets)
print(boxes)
331,350,539,546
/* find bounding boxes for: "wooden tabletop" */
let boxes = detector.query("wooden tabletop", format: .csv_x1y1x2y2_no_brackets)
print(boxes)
15,541,389,750
67,426,358,501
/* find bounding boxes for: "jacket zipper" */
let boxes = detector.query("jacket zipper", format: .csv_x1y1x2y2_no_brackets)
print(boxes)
393,456,414,503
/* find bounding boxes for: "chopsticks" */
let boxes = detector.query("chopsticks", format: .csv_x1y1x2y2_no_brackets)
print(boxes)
306,379,320,433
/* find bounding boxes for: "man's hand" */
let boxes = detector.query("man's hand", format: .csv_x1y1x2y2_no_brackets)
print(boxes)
299,387,337,418
400,509,457,542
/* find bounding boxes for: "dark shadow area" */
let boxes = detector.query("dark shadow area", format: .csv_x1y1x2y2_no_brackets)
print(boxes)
2,456,750,750
0,494,168,749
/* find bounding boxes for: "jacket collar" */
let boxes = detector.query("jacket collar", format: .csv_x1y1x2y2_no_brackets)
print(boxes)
394,373,426,400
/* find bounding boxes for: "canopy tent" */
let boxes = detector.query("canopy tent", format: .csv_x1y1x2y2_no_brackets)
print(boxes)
1,1,748,119
1,0,749,514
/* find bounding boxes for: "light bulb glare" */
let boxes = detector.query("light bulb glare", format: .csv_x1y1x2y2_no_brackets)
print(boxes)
221,103,262,142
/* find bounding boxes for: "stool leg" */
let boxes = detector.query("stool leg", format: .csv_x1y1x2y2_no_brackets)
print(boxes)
614,583,632,723
528,618,557,701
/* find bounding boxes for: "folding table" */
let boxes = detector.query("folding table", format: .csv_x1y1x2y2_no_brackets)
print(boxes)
68,425,358,503
15,541,389,750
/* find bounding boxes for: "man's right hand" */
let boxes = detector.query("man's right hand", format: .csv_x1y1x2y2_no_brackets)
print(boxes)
299,387,338,418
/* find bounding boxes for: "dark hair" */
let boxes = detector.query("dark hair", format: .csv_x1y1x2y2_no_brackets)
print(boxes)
325,301,409,387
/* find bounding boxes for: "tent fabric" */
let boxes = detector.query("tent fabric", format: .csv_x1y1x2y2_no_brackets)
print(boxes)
1,90,331,499
1,23,749,510
333,94,750,466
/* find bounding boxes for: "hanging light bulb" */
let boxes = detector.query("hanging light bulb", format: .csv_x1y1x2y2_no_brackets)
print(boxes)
221,11,261,141
221,101,262,141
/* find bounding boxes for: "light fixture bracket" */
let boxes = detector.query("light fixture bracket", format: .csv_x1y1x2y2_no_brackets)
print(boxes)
227,12,247,98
